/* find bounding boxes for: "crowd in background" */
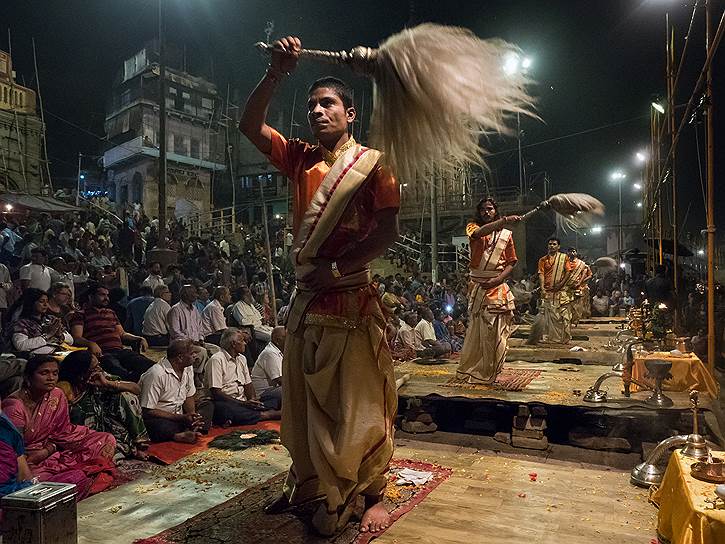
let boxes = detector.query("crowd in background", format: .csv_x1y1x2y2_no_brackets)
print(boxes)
0,205,721,504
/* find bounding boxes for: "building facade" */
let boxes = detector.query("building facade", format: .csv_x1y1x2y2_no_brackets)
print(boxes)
102,45,225,218
0,50,45,195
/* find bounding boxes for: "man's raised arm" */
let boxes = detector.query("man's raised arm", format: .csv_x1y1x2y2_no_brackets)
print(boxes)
239,36,301,154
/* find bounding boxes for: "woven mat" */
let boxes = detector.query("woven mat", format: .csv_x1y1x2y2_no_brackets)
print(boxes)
443,368,542,391
133,459,451,544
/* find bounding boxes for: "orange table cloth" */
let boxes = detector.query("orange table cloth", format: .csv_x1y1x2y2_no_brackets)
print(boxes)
630,351,719,399
651,450,725,544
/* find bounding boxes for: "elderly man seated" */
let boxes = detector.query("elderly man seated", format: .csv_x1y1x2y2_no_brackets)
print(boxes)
139,339,205,444
205,328,280,426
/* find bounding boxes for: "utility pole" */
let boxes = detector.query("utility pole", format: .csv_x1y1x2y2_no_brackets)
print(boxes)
157,0,167,250
705,0,716,373
667,14,679,326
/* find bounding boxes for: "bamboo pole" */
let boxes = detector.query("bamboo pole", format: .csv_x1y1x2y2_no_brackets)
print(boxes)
259,184,278,325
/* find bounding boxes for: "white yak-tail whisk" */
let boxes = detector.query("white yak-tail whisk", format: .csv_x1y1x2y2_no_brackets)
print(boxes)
256,23,535,186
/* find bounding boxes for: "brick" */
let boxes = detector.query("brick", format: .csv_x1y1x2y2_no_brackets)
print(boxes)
512,428,546,439
512,435,549,450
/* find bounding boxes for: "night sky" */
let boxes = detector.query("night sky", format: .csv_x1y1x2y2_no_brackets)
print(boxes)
3,0,723,241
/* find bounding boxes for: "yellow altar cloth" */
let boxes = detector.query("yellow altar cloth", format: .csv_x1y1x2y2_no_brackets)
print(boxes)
631,351,719,399
651,450,725,544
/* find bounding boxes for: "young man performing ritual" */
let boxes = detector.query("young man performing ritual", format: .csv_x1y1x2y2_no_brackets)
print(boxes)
531,237,574,344
240,36,399,536
565,248,592,327
456,198,520,384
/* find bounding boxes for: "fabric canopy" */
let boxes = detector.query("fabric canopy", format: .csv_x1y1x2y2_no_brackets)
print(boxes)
0,193,80,213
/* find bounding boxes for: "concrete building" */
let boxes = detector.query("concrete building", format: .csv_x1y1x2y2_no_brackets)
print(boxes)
0,50,45,195
102,44,225,218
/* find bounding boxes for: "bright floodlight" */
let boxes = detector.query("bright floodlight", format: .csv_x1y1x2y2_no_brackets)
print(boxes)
636,202,643,208
633,183,642,190
591,226,602,234
610,171,627,181
652,101,665,114
4,204,12,212
698,249,705,256
635,151,647,163
521,57,533,70
620,263,626,269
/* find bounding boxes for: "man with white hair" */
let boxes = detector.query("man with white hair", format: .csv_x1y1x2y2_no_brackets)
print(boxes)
205,328,281,425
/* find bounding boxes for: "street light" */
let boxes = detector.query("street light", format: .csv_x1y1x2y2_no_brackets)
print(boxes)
651,101,665,114
633,183,642,190
635,151,647,163
610,170,627,263
636,201,643,208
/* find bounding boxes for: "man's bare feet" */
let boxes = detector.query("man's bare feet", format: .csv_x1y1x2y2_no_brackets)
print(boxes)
359,501,390,533
173,431,201,444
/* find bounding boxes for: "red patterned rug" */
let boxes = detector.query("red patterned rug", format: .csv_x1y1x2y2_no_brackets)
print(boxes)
133,458,451,544
443,367,542,391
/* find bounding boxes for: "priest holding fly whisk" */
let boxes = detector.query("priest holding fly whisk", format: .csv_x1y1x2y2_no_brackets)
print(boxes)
240,23,602,537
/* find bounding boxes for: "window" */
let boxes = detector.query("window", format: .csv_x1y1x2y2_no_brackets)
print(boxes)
120,89,131,107
169,87,177,95
190,138,200,158
173,134,187,155
201,97,213,110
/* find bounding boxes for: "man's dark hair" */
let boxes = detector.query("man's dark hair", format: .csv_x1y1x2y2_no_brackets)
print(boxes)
473,197,500,225
308,77,354,109
548,237,561,245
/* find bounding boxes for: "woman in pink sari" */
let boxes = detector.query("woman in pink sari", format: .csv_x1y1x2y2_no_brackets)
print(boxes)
2,355,117,499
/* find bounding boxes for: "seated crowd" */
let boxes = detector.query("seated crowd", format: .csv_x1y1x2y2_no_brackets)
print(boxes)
0,206,293,502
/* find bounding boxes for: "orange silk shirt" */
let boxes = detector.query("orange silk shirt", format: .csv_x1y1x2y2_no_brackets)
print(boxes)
466,223,518,271
266,128,399,244
266,128,399,319
537,252,574,291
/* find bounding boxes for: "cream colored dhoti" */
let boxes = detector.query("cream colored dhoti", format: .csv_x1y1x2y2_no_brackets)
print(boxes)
539,294,572,344
281,302,397,513
457,282,514,384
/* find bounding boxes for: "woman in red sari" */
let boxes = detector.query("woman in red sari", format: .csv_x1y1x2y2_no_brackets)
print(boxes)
2,355,117,499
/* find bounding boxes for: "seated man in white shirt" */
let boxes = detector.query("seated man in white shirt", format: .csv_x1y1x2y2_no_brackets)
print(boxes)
414,307,451,358
142,285,172,346
202,286,231,345
231,286,272,342
139,339,205,444
167,285,217,378
205,328,280,426
142,261,166,291
396,312,418,352
251,326,285,409
19,247,52,292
